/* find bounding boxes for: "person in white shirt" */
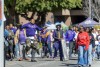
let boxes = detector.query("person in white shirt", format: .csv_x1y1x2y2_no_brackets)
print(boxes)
92,28,98,60
96,30,100,59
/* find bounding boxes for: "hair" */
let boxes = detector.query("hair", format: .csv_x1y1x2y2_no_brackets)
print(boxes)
69,26,73,30
17,25,23,30
75,26,79,31
89,28,93,33
56,24,61,28
79,26,85,31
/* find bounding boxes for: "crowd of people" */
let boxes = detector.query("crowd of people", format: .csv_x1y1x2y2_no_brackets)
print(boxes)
4,19,100,67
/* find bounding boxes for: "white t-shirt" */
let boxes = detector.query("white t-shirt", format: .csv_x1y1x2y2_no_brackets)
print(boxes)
92,32,98,45
74,32,79,40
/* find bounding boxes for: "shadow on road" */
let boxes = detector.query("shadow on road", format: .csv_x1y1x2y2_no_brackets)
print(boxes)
60,63,78,67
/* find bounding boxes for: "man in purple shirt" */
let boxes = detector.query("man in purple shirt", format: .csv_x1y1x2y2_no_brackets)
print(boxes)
65,26,75,60
22,19,41,62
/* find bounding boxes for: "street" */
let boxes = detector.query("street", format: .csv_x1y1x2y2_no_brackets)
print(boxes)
6,56,100,67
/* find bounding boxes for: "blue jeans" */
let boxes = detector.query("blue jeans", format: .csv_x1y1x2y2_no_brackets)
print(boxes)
88,45,92,65
78,46,88,66
43,42,52,57
47,42,52,57
96,45,100,58
15,43,20,59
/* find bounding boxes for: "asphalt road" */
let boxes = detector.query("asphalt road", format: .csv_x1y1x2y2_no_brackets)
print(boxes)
5,57,100,67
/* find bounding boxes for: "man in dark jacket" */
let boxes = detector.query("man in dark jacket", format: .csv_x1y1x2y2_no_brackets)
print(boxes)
53,24,63,61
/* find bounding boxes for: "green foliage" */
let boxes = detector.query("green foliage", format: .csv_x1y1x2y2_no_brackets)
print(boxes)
5,0,82,14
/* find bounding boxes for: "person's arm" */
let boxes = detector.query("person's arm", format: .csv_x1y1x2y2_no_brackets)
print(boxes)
53,30,58,39
73,31,76,40
96,35,98,41
45,30,50,38
91,34,95,48
76,34,79,50
65,31,68,41
91,34,96,51
14,30,19,45
61,30,63,39
23,29,27,38
85,33,90,50
35,24,42,31
22,23,29,28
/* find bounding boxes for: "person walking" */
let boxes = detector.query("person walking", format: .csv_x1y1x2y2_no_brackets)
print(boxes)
96,30,100,60
92,28,98,60
74,26,79,54
15,25,28,61
7,25,15,61
86,27,95,67
22,19,41,62
65,26,75,59
53,24,63,61
77,26,90,67
40,26,52,58
4,26,10,60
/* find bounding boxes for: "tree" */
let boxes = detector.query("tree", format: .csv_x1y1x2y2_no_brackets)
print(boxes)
91,0,100,22
4,0,31,24
4,0,82,25
83,0,100,22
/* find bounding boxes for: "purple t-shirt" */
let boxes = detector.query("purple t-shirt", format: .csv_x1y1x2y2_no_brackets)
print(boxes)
65,30,75,41
19,29,26,43
22,22,41,37
10,27,17,34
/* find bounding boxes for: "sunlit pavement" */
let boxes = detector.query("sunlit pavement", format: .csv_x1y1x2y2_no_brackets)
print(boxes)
6,56,100,67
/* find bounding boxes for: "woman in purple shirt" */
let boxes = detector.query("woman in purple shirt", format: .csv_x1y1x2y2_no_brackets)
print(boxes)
15,25,27,61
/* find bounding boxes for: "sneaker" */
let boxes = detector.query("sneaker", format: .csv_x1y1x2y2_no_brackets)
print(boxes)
49,56,53,58
89,65,91,67
25,58,30,61
18,58,23,61
31,60,37,62
9,59,13,61
78,65,83,67
97,57,99,60
60,59,63,61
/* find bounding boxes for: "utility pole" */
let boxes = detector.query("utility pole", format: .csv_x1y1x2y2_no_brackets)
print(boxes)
0,0,4,67
89,0,92,19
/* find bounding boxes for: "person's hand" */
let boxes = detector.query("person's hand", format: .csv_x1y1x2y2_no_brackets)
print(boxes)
85,47,88,51
58,38,63,40
92,48,95,52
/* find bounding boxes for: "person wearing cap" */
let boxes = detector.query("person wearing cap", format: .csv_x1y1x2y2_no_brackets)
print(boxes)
53,24,64,61
65,26,75,60
22,19,41,62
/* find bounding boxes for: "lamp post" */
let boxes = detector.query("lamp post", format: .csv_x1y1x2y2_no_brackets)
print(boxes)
89,0,92,19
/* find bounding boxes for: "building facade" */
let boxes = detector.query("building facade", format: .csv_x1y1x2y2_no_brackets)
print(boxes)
19,9,86,26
